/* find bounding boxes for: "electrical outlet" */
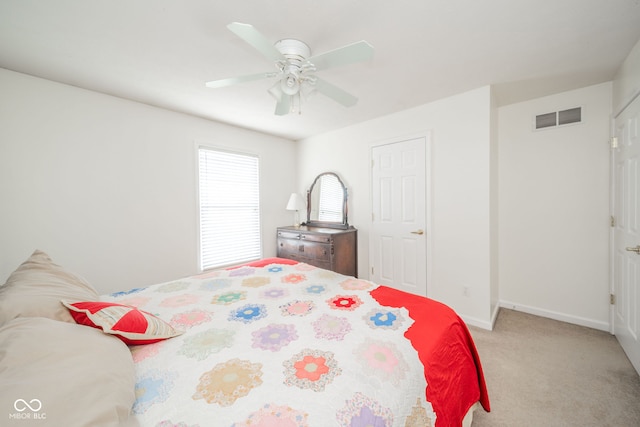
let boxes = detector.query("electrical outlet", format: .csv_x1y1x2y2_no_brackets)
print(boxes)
463,286,470,297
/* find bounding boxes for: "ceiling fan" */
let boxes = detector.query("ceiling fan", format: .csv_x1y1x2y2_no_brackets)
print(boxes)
205,22,374,115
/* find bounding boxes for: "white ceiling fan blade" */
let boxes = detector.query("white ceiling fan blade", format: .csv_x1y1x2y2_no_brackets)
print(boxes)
205,72,274,89
314,77,358,107
307,40,374,71
227,22,285,62
274,95,291,115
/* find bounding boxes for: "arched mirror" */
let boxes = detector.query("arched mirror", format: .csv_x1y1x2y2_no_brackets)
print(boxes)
304,172,349,229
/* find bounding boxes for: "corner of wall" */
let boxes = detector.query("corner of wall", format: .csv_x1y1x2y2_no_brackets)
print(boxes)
613,38,640,113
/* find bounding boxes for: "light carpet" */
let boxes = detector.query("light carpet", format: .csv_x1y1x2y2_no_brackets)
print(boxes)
469,309,640,427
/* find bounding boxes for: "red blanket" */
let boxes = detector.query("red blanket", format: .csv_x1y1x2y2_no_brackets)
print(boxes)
370,286,490,427
228,257,300,269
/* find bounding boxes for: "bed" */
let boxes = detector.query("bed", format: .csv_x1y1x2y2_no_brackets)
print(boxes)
0,250,489,426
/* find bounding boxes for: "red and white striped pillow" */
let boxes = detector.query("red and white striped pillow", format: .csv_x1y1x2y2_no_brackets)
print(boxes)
62,300,182,345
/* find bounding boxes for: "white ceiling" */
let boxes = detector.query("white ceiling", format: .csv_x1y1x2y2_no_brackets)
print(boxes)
2,0,640,140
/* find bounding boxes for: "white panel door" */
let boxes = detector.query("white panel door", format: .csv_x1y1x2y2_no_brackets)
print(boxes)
371,136,427,296
613,94,640,375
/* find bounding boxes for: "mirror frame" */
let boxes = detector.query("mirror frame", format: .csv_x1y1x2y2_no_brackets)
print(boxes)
303,172,350,229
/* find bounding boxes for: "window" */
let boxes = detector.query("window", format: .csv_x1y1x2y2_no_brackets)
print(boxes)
198,147,261,270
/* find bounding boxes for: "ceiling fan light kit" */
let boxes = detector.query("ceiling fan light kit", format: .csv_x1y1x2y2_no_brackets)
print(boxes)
205,22,374,116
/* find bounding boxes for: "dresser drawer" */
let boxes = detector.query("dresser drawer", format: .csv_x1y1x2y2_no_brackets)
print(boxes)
277,238,331,262
277,230,301,240
300,233,332,244
299,241,331,261
277,238,300,255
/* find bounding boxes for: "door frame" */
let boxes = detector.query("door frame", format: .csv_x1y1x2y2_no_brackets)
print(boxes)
368,131,433,295
609,114,615,335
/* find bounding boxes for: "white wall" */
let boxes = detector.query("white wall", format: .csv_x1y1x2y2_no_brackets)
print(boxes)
498,82,612,330
298,86,497,329
613,38,640,113
0,68,297,295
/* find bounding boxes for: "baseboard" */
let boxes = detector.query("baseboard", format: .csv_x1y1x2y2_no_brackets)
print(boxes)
460,314,494,331
459,304,501,331
490,303,500,329
499,300,610,332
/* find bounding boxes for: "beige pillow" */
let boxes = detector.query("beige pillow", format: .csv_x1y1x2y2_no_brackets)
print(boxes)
0,317,139,427
0,250,99,325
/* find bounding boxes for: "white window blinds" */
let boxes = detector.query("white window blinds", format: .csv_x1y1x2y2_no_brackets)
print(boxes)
198,147,261,270
318,174,344,222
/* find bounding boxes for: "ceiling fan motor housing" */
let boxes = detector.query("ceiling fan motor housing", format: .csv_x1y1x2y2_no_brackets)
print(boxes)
274,39,311,62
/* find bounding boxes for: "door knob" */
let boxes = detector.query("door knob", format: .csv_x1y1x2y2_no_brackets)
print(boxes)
411,229,424,235
626,245,640,254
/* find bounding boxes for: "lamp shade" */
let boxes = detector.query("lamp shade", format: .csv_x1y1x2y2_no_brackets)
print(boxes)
286,193,305,211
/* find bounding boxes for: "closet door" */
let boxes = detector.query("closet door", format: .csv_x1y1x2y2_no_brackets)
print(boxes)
371,136,428,296
612,94,640,375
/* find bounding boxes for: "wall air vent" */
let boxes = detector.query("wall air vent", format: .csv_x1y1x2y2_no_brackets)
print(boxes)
534,107,582,130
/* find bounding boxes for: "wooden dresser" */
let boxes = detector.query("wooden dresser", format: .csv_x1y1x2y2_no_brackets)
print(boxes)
276,225,357,277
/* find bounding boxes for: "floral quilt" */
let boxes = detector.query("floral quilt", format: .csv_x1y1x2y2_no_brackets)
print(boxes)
104,260,488,427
